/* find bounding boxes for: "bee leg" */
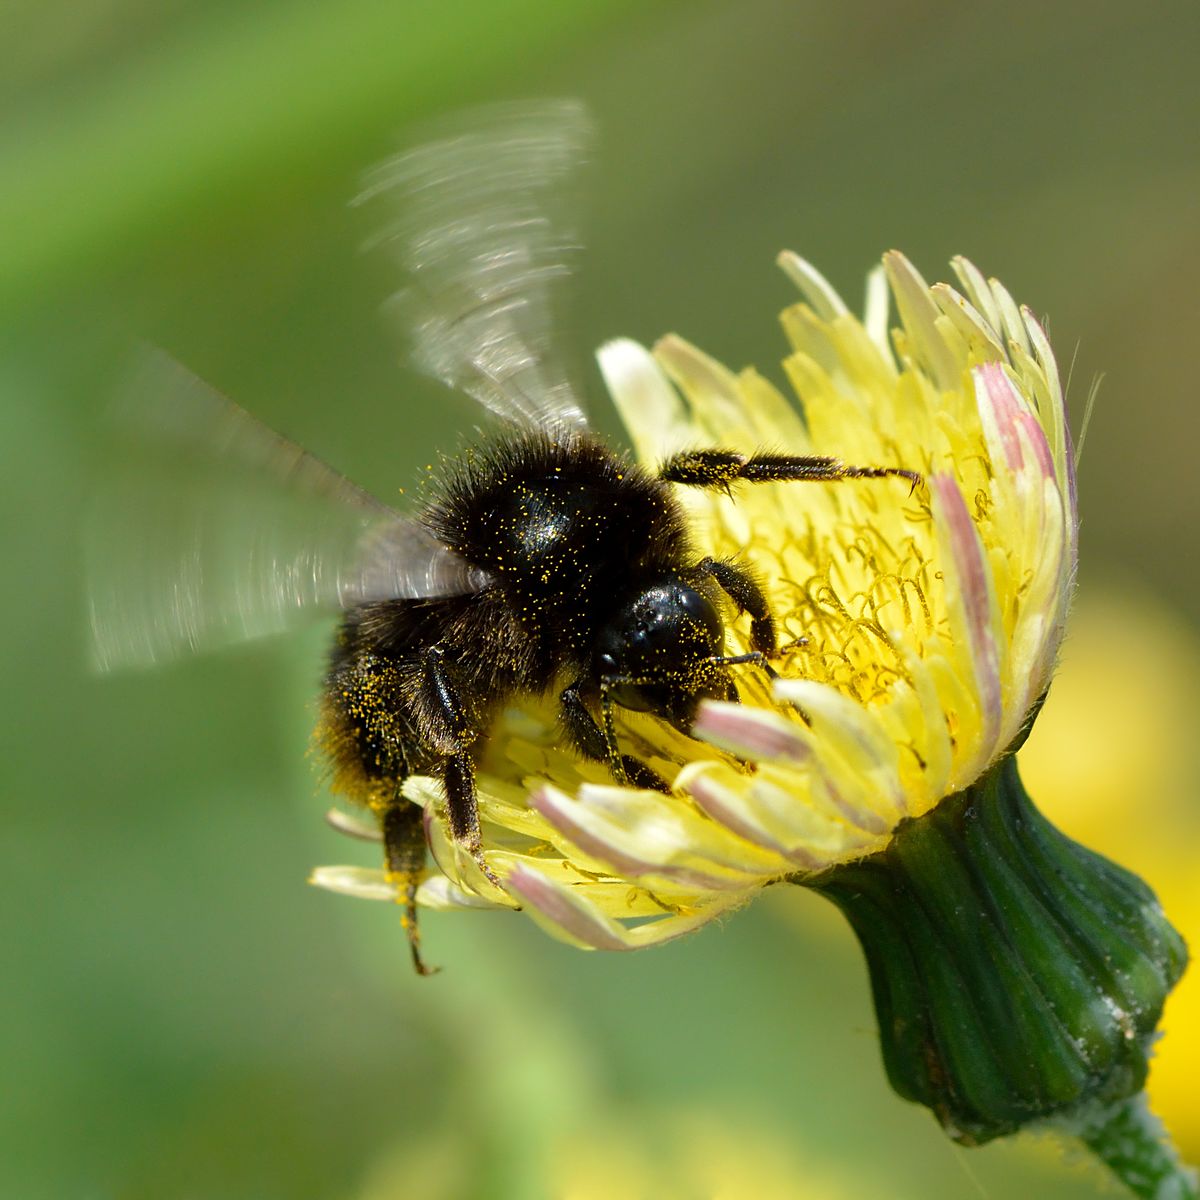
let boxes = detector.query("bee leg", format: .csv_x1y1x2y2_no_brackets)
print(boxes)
381,799,438,976
441,752,503,891
692,556,778,656
660,449,921,493
320,649,438,975
559,679,670,793
420,648,503,892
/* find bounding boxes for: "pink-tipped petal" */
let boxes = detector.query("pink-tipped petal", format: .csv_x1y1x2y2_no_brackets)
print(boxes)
931,474,1004,760
504,863,740,951
1021,307,1074,491
686,771,792,858
685,773,839,871
692,701,811,764
530,785,756,893
505,863,631,950
976,359,1057,488
1014,408,1057,480
975,362,1027,472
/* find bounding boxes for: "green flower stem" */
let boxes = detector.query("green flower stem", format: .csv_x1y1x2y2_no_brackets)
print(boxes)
806,755,1188,1164
1077,1093,1198,1199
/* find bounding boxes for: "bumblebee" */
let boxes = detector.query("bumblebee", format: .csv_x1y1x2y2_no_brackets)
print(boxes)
89,102,917,973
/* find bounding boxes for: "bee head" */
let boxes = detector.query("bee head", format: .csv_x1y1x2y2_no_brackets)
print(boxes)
594,576,728,729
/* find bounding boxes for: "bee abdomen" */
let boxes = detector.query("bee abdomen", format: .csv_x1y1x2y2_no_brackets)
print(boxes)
317,648,429,809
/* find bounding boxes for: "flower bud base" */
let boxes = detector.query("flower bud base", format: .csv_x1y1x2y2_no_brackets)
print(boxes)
808,755,1187,1147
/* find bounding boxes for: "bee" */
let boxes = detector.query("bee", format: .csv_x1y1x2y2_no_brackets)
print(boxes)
89,101,918,974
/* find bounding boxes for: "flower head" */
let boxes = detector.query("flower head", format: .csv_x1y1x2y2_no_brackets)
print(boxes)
314,248,1193,1192
315,250,1077,950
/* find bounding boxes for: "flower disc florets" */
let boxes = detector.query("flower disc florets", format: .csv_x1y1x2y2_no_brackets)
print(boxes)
315,251,1077,952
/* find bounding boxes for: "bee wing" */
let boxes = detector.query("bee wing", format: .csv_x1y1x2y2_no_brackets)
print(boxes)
358,98,592,435
87,349,487,672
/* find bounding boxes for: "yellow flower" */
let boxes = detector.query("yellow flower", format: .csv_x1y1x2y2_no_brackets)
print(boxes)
314,249,1076,950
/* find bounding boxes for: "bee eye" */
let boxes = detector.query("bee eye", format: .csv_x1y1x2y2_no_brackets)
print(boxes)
598,652,618,674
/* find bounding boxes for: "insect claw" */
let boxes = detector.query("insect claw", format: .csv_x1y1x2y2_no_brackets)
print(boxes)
472,848,505,893
404,917,440,977
390,867,440,976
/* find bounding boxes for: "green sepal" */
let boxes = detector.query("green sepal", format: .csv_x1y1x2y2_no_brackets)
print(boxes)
807,754,1188,1145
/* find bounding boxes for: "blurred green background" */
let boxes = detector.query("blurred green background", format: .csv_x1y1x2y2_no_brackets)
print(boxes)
5,2,1199,1197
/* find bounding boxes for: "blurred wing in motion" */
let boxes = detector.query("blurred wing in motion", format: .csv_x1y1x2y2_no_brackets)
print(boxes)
358,98,593,434
87,349,488,672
